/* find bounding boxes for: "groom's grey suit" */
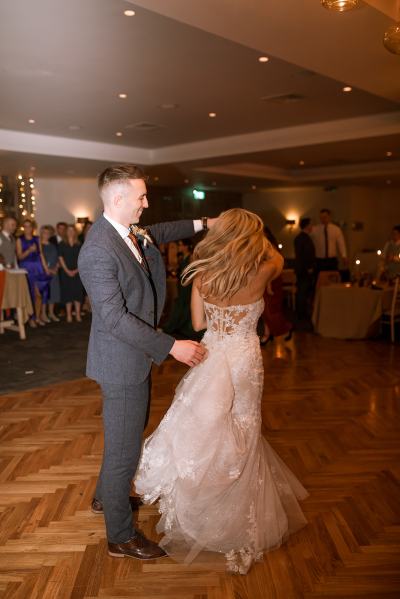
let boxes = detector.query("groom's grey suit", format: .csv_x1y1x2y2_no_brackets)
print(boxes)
78,215,195,543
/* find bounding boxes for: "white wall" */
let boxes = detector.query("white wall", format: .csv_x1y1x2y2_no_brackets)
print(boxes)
242,185,399,261
35,177,101,227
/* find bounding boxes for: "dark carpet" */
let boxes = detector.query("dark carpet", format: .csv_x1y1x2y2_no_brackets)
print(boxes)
0,317,91,394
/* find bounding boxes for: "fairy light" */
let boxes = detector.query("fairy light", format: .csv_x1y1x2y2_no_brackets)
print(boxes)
16,174,36,221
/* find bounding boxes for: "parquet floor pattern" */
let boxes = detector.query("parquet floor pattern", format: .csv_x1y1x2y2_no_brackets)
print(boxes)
0,334,399,598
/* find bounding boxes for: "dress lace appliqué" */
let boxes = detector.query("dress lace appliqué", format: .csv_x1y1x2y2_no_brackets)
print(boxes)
135,298,308,575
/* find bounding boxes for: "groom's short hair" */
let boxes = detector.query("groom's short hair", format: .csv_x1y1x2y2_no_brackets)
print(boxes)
98,164,148,195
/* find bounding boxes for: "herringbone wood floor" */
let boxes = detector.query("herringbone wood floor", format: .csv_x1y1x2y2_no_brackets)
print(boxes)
0,334,399,598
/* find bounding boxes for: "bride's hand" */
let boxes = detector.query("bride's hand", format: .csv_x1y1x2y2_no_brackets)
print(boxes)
169,340,207,368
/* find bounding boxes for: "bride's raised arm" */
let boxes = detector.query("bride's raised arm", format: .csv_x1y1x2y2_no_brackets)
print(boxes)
191,279,207,332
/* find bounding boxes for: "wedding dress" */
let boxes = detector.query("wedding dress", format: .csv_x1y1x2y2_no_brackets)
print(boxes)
135,298,309,574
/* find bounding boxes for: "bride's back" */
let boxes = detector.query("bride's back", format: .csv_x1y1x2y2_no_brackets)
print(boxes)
204,261,272,308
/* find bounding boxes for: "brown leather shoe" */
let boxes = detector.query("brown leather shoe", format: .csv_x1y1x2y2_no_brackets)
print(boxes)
91,498,103,514
91,496,143,515
108,531,167,560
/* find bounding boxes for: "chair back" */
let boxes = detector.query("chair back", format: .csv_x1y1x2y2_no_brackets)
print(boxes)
389,276,400,318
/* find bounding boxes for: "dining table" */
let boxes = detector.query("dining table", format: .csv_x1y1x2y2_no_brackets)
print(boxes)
312,283,393,339
0,268,33,340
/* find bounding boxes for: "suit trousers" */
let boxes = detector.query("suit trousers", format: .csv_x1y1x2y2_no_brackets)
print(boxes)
95,379,150,543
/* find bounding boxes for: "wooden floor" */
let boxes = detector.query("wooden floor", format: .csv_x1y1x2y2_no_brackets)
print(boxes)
0,334,399,599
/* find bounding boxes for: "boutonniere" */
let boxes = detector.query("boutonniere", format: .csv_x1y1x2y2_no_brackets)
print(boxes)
129,225,154,248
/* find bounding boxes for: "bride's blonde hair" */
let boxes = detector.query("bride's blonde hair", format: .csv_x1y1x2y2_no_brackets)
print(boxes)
182,208,272,300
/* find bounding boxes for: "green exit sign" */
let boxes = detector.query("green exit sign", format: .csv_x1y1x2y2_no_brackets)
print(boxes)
192,189,205,200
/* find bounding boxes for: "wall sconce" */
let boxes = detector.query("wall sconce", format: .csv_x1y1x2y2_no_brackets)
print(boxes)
76,217,90,224
285,219,296,226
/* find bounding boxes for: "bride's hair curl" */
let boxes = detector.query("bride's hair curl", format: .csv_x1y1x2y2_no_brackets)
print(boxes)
181,208,273,300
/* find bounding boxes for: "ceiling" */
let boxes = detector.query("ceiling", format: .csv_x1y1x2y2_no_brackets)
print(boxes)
0,0,399,188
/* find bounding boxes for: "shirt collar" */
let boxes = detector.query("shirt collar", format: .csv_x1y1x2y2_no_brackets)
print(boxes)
103,212,130,239
2,231,11,239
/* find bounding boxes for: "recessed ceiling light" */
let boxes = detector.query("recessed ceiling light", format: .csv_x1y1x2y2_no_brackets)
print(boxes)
118,93,128,99
115,131,123,137
208,112,217,118
342,86,352,92
212,181,217,186
28,119,35,124
124,9,135,16
299,160,305,166
258,56,269,63
386,151,393,157
386,179,392,185
184,178,189,184
251,185,257,190
159,103,179,110
154,176,159,182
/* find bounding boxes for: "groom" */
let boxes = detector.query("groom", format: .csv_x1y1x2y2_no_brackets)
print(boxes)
78,164,213,560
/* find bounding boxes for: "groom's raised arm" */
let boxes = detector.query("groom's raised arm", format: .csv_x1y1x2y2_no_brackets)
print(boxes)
147,220,196,245
78,243,174,365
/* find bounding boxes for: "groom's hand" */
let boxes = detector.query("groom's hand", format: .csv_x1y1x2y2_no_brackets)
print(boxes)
207,217,219,229
169,340,207,367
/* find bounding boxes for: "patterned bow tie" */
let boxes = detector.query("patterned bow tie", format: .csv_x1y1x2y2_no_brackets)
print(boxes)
129,225,153,247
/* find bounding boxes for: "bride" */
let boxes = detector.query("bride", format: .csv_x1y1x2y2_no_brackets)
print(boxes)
135,208,309,574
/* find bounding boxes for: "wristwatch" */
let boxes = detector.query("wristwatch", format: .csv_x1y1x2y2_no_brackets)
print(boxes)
201,216,208,231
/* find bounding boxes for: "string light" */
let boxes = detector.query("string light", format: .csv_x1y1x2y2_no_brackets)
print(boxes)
16,174,36,222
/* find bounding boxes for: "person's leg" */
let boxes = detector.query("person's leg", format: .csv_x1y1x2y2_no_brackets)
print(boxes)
34,286,45,325
74,301,82,322
48,303,60,321
66,302,73,322
296,274,307,320
41,302,50,322
95,380,149,543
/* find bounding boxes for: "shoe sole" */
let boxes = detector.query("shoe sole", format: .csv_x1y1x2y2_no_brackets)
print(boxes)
107,551,167,560
91,508,103,515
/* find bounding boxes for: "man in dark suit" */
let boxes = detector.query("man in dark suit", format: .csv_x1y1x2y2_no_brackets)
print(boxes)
294,217,316,322
49,221,67,248
78,164,213,561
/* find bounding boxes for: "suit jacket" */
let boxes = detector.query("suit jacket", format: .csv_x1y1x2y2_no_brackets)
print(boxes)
294,231,316,276
78,215,195,385
0,231,17,267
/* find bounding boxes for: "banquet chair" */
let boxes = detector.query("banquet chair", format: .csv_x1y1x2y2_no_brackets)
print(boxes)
381,275,400,343
316,270,341,288
281,268,296,309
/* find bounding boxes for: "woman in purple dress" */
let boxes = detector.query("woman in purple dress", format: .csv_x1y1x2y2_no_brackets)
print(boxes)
16,219,51,327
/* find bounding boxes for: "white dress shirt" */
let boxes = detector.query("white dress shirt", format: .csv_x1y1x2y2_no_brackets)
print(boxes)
311,222,347,259
103,213,203,265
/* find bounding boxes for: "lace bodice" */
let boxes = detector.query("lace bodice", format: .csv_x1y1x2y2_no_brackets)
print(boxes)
203,298,264,339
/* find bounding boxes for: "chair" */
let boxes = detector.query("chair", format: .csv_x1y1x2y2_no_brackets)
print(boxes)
381,276,400,343
281,269,296,309
316,270,341,288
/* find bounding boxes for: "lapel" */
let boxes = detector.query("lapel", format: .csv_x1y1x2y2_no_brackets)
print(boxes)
101,216,151,280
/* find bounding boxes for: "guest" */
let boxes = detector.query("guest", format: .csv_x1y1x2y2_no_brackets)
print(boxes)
163,239,201,340
16,219,51,327
0,216,18,268
78,221,93,244
58,224,84,322
40,225,61,322
312,209,347,273
261,227,293,347
294,218,316,321
50,221,67,248
78,221,93,313
383,225,400,280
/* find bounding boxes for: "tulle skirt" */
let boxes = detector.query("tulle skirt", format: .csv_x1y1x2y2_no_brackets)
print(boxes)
135,338,309,574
